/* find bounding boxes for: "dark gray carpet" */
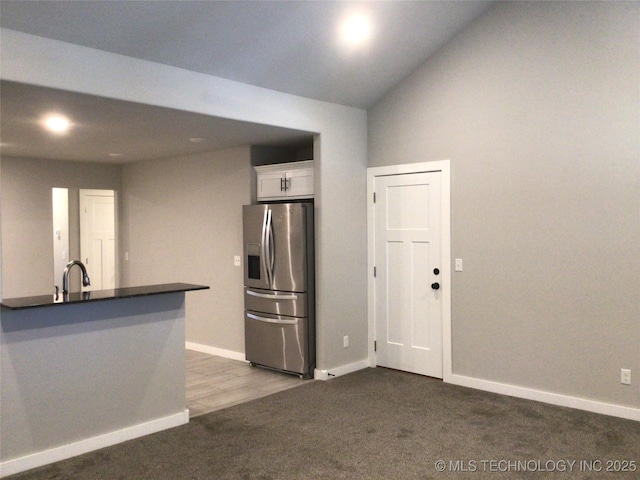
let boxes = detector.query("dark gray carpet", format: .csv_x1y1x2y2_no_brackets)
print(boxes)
6,368,640,479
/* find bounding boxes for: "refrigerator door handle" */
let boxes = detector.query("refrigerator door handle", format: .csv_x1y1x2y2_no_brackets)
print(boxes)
246,290,298,300
265,208,275,287
261,209,271,287
247,312,298,325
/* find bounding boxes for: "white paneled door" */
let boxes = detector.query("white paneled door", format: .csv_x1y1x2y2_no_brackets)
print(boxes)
80,189,116,291
373,171,443,378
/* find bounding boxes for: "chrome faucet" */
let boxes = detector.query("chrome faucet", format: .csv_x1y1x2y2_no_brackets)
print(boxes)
62,260,91,294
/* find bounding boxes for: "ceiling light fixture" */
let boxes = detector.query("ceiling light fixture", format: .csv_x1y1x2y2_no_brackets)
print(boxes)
189,137,207,143
340,13,372,46
42,114,71,134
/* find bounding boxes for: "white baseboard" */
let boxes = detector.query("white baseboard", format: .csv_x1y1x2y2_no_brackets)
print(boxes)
185,341,246,362
318,357,639,421
314,359,370,380
448,373,640,422
0,410,189,478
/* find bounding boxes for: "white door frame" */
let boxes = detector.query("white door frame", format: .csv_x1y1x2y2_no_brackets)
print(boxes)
367,160,452,382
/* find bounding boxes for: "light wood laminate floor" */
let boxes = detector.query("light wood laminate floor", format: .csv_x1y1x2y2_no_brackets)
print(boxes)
186,349,310,418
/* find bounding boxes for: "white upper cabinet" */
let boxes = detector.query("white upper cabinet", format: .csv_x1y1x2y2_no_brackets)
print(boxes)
255,160,314,201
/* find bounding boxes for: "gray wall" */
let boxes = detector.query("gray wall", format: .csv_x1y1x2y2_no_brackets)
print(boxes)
314,120,368,371
369,1,639,407
121,147,252,353
1,157,122,298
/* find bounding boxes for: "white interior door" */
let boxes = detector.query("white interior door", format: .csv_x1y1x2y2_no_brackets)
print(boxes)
80,189,116,291
373,171,443,378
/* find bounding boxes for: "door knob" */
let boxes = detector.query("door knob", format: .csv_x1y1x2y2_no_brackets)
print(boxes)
433,268,440,275
431,282,440,290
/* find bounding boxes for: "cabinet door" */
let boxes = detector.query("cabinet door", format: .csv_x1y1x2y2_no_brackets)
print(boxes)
286,166,314,198
257,170,286,200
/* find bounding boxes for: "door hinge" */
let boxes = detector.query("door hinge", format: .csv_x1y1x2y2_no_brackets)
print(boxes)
374,340,377,352
373,192,376,203
373,266,376,277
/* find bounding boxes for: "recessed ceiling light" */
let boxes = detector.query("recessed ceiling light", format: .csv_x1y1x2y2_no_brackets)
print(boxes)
108,153,123,158
189,137,207,143
42,114,71,134
340,13,372,46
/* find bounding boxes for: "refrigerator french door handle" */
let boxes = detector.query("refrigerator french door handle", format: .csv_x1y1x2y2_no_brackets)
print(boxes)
260,209,269,286
266,208,275,288
247,312,298,325
246,290,298,300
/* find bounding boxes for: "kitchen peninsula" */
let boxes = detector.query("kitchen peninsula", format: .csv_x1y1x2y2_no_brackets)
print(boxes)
0,283,208,477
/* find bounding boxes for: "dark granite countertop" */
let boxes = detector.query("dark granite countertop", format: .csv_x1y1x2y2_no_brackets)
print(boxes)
0,283,209,310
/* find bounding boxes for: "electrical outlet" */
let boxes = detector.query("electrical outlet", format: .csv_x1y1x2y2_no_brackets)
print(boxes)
343,336,349,348
234,255,241,267
621,368,631,385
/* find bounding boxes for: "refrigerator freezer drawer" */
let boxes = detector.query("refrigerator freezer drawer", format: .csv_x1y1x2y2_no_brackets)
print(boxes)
245,311,310,375
244,287,307,317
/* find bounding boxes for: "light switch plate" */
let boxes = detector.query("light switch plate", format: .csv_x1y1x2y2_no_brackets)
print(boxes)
621,368,631,385
234,255,241,267
455,258,463,272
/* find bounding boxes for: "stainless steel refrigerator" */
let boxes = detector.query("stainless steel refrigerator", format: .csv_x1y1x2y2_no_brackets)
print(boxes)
243,202,315,378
